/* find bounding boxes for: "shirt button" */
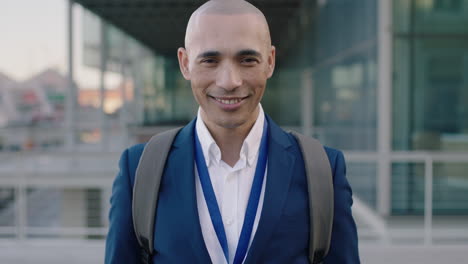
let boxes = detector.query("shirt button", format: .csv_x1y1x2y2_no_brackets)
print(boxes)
226,218,234,226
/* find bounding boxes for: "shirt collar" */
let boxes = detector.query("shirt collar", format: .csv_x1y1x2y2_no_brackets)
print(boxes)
195,104,265,168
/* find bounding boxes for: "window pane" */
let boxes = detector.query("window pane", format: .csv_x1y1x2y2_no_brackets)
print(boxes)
26,187,107,239
393,1,468,151
0,188,15,232
347,162,377,209
310,0,378,151
433,162,468,214
392,162,468,215
392,163,425,214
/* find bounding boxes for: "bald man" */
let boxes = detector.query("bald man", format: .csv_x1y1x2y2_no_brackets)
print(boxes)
105,1,359,263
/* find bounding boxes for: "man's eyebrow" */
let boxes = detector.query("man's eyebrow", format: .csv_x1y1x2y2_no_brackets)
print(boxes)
196,51,221,59
236,49,262,57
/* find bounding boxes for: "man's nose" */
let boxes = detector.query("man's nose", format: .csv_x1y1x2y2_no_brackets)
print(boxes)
216,63,242,90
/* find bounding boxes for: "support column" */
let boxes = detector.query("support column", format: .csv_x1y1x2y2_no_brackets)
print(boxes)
15,181,27,240
99,20,109,151
61,189,86,231
119,38,129,148
65,0,76,151
132,51,145,126
301,67,314,137
424,156,433,245
377,0,393,216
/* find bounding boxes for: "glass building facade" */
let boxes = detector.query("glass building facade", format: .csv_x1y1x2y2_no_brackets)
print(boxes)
393,0,468,151
392,0,468,214
82,0,468,215
85,0,468,216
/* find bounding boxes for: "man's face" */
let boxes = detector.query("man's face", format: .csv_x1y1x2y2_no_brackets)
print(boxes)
178,13,275,130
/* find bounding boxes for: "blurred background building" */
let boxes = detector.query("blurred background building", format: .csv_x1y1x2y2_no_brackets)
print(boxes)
0,0,467,263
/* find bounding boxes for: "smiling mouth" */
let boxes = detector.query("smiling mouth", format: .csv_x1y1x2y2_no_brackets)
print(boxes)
211,96,247,105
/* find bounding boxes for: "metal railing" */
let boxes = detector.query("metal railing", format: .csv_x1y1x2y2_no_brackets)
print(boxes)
346,151,468,244
0,151,468,244
0,151,118,239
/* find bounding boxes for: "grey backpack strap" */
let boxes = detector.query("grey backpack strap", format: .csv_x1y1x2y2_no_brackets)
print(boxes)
290,131,334,264
132,127,182,264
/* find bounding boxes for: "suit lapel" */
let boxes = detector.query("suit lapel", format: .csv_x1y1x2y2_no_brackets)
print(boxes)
166,116,296,263
244,116,296,264
169,119,212,263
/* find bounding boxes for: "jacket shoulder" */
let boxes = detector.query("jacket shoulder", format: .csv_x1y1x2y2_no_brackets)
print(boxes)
323,146,343,163
127,143,146,159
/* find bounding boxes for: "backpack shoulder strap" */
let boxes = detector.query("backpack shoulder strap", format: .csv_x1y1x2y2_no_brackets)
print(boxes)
132,127,182,264
290,131,334,264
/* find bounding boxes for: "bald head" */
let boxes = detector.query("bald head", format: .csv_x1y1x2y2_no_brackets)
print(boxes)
184,0,271,49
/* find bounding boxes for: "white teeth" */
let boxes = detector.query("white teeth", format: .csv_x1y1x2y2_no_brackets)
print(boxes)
216,98,242,105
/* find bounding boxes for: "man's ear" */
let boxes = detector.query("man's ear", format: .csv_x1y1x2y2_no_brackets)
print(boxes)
266,45,276,78
177,47,191,80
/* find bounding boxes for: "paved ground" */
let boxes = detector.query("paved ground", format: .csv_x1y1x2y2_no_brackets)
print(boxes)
0,239,467,264
359,243,468,264
0,240,104,264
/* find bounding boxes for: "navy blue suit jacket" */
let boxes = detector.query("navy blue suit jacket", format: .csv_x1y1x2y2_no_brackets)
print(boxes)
105,116,360,263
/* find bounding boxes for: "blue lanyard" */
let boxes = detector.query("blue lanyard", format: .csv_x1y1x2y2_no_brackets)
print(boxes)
194,119,268,264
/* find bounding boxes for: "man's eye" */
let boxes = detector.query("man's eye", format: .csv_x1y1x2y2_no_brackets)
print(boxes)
201,58,217,64
241,57,259,64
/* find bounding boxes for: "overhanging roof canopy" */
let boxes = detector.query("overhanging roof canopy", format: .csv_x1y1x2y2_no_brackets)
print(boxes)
74,0,313,59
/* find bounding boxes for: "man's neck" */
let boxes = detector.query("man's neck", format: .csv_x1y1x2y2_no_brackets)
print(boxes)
201,108,260,167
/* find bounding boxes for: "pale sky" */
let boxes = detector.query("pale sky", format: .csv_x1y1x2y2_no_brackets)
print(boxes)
0,0,121,89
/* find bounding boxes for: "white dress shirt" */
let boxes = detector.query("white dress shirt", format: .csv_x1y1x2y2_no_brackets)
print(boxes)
195,105,267,264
